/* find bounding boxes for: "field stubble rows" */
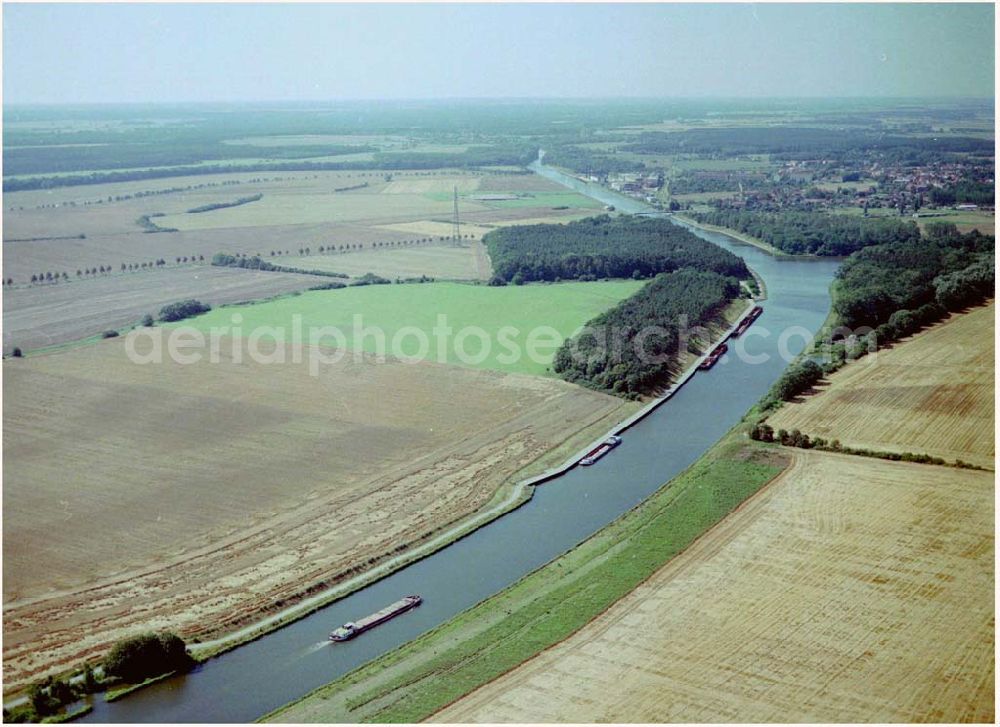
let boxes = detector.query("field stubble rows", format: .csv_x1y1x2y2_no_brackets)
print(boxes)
2,338,636,689
436,450,995,723
769,302,995,468
2,169,593,351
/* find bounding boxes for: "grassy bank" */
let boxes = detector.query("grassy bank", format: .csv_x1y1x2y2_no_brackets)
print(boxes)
262,417,787,723
39,705,93,724
104,671,178,703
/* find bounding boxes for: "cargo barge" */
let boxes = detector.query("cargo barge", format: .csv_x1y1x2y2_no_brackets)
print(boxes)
329,595,422,642
697,342,729,371
732,305,764,337
580,435,622,466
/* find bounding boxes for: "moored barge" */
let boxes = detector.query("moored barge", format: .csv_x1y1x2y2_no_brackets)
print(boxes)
697,342,729,371
732,305,764,337
580,435,622,466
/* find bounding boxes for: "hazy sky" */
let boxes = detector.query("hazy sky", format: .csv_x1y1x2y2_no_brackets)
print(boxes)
3,3,994,104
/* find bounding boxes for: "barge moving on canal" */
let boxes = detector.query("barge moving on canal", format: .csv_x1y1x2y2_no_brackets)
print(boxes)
580,435,622,466
329,595,422,642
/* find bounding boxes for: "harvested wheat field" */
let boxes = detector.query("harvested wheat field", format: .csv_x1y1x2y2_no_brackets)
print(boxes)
377,220,498,239
2,338,635,688
436,450,994,723
1,169,593,283
770,302,995,468
294,242,491,281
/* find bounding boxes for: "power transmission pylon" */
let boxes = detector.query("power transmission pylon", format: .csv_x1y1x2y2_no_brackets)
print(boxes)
453,186,461,245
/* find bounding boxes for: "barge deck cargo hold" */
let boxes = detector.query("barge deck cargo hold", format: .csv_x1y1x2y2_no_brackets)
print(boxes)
698,342,729,371
329,596,422,642
732,305,764,337
580,435,622,466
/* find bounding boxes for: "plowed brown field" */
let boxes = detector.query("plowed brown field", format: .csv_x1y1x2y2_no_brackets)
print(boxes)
2,339,635,689
769,302,994,468
436,451,994,723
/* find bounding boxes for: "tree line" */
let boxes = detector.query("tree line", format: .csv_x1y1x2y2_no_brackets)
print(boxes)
137,213,178,233
928,180,995,206
15,257,206,286
690,209,922,256
619,126,994,159
832,222,994,336
187,193,263,214
484,215,750,284
553,269,742,397
211,252,349,279
3,144,538,193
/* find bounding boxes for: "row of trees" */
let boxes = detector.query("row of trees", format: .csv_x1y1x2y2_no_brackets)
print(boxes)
691,209,922,256
759,359,824,411
20,257,207,286
269,235,478,258
751,423,969,468
211,252,349,279
484,215,750,284
187,193,263,214
553,269,742,397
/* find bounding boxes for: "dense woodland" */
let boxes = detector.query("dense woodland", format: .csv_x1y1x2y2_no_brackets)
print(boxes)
541,146,645,176
484,215,750,283
832,222,994,336
553,269,742,397
3,141,376,177
619,127,994,160
3,144,538,192
691,210,922,255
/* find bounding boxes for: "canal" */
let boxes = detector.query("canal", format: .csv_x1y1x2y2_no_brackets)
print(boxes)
79,160,840,723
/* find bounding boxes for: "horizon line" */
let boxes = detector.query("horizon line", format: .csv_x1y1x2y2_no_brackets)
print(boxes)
4,95,996,109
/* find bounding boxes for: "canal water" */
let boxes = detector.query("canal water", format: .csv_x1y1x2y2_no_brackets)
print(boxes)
79,163,840,723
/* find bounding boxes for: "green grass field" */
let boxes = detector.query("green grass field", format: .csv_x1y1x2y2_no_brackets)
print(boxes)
830,206,995,234
263,426,785,723
170,280,644,376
